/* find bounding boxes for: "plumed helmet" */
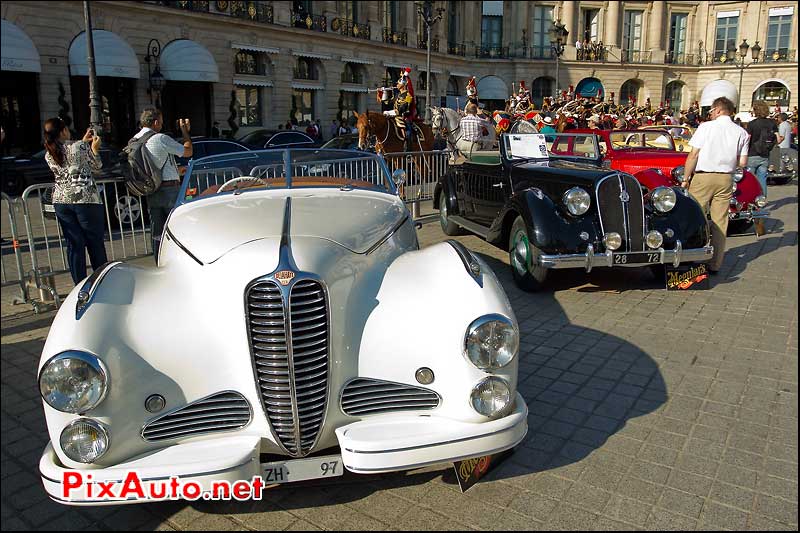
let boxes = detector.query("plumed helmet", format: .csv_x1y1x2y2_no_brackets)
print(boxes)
518,80,527,94
466,76,477,96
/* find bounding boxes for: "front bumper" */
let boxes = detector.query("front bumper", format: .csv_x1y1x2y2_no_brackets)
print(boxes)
729,209,768,221
538,241,714,272
40,396,528,505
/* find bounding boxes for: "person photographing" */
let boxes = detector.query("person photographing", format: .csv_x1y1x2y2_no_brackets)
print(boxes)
681,97,750,274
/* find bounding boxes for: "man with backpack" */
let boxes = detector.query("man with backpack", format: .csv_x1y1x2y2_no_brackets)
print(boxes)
746,101,780,209
124,106,193,259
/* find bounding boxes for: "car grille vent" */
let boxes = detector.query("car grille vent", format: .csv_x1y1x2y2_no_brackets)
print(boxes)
341,378,440,416
596,173,646,251
141,391,251,442
246,278,329,457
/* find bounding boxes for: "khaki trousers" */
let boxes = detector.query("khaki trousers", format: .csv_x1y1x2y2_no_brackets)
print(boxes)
688,172,732,271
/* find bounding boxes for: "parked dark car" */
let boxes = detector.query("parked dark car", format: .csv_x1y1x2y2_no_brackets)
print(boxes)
434,133,713,291
174,138,251,170
238,130,316,150
321,133,360,150
1,148,120,197
767,144,797,185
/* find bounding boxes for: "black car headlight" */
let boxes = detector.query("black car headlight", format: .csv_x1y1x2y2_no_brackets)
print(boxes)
39,351,108,414
733,168,744,182
651,187,677,214
671,166,685,182
562,187,591,216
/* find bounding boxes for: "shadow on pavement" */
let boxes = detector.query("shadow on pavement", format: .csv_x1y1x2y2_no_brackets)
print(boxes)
717,231,798,285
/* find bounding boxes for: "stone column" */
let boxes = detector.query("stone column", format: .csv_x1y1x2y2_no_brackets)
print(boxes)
561,0,577,60
273,1,292,26
605,0,620,49
647,1,666,63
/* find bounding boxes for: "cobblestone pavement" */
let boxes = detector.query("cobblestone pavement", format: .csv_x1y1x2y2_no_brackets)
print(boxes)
2,183,797,531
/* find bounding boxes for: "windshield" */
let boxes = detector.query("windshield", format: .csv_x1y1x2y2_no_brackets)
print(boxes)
179,148,393,205
610,131,676,151
504,133,602,162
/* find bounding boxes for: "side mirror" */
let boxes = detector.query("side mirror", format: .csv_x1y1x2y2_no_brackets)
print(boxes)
392,168,406,189
678,144,684,152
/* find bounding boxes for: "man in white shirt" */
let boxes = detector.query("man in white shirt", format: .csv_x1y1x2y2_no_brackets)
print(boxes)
133,107,193,258
682,97,749,274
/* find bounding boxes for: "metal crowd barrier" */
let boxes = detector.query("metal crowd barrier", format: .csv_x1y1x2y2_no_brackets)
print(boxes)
382,150,451,219
1,192,28,305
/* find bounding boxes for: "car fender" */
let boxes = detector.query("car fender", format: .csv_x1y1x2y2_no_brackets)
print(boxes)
634,169,674,189
433,172,459,214
648,188,710,249
358,241,518,424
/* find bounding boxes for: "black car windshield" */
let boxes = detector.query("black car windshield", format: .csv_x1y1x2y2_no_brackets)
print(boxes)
179,149,393,204
503,133,602,163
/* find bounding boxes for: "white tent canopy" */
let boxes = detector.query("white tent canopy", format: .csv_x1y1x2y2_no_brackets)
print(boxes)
1,19,42,73
160,39,219,82
477,75,508,100
69,30,139,78
700,79,737,107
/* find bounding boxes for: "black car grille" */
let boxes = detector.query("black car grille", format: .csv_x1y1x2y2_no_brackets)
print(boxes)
596,173,646,251
246,279,329,457
341,378,440,416
141,392,251,442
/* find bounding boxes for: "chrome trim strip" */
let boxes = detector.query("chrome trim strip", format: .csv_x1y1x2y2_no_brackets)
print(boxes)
165,229,204,266
343,423,522,454
76,261,123,320
673,240,682,268
445,240,483,287
585,244,594,273
139,391,252,442
364,214,410,255
338,377,441,416
538,245,713,269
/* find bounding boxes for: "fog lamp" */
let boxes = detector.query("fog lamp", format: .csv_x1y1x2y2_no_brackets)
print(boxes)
60,419,109,463
755,195,767,208
646,230,664,249
470,377,512,418
415,367,435,385
603,232,622,251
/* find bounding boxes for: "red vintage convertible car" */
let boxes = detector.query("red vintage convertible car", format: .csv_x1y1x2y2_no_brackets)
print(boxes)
571,129,767,234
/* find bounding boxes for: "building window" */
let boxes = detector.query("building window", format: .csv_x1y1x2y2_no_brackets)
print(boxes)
714,13,739,61
339,1,358,22
667,13,687,63
665,81,683,112
620,79,642,105
338,91,358,126
236,86,262,126
481,1,503,48
291,89,314,123
753,81,790,108
383,1,398,32
234,50,266,75
623,10,643,54
767,10,793,58
531,77,555,107
342,63,363,84
531,5,554,58
294,57,316,80
582,9,599,42
447,2,459,46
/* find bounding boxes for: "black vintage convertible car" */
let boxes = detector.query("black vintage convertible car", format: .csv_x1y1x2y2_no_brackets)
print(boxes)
434,133,713,291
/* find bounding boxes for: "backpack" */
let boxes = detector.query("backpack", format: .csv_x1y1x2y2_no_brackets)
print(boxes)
752,120,776,157
119,131,166,195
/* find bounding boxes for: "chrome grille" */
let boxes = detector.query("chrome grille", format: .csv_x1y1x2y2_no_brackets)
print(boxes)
246,278,329,457
596,173,646,251
341,378,440,416
141,392,251,442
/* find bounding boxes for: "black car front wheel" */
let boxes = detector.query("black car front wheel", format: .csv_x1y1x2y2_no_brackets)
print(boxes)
509,216,548,291
438,190,463,236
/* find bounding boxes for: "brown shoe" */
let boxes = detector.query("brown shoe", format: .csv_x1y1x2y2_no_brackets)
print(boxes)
754,219,766,236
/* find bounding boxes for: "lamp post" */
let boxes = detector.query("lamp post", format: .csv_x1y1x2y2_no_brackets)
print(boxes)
416,1,445,122
728,39,762,111
83,1,103,132
144,39,166,108
549,20,569,100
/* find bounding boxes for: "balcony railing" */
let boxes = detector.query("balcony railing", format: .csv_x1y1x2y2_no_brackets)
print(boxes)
447,42,466,56
665,52,698,65
761,49,796,62
332,18,370,40
476,45,510,59
417,37,440,52
230,1,273,23
146,0,273,23
577,45,608,61
291,11,326,32
382,28,408,46
529,45,555,59
620,50,653,63
152,0,209,11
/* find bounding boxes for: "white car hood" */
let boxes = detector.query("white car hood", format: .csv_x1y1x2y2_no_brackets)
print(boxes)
167,189,406,263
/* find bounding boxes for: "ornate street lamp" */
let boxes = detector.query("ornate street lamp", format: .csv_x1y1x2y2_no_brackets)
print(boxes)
730,38,762,110
416,1,445,122
83,2,103,134
145,39,165,107
549,20,569,99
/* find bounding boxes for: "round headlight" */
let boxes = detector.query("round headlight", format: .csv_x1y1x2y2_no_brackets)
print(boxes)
768,164,776,172
603,232,622,251
786,163,794,172
670,166,685,182
755,195,767,208
733,168,744,182
470,377,512,418
646,230,664,249
562,187,591,216
39,352,108,414
651,186,677,213
60,419,109,463
464,314,519,370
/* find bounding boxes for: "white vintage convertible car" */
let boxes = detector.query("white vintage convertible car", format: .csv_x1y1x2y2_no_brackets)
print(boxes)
37,149,528,505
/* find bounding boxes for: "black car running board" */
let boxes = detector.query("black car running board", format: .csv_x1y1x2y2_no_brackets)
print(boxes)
448,216,490,239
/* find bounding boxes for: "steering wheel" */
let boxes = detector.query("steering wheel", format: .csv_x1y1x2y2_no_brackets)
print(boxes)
216,176,268,194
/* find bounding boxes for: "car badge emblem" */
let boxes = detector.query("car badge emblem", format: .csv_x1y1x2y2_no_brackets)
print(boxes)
619,191,630,202
275,270,296,286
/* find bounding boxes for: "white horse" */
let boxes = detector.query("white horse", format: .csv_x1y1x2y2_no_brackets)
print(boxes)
431,106,496,151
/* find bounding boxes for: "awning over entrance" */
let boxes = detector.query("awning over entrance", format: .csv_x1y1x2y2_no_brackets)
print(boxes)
69,30,139,78
476,75,507,100
576,77,604,99
291,81,324,90
1,20,41,73
160,39,219,82
700,79,737,107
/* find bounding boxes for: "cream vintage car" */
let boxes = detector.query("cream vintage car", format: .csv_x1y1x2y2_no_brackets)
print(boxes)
37,149,527,505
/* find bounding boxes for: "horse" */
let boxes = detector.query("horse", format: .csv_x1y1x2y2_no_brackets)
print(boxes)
353,111,434,154
430,106,496,151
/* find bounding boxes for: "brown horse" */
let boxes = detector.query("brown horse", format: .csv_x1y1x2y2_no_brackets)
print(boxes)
354,111,434,154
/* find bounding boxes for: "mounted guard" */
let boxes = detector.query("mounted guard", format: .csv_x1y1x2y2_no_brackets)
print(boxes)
513,81,532,115
381,67,419,152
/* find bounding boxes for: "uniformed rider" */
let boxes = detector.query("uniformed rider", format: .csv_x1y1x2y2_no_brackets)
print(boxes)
382,69,415,151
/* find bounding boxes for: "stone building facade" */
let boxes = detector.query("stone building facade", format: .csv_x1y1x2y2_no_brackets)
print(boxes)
1,1,797,152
